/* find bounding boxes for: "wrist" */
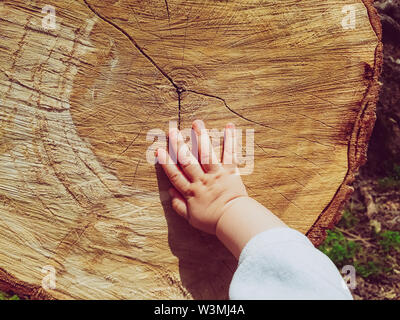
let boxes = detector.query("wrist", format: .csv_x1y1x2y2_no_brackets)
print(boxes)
215,196,287,259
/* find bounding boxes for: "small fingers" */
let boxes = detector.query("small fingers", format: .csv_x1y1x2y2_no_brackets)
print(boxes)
157,148,191,196
222,122,237,167
192,120,221,172
169,187,188,220
169,128,205,181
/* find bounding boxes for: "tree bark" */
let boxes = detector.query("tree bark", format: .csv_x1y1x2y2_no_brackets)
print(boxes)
0,0,382,299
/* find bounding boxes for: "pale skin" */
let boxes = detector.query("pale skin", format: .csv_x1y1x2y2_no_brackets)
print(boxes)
156,120,288,259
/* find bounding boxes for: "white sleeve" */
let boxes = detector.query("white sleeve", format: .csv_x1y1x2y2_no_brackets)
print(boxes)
229,227,353,300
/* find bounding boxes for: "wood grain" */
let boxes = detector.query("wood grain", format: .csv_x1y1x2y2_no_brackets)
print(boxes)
0,0,381,299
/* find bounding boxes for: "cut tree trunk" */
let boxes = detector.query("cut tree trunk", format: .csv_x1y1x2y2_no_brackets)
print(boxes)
0,0,382,299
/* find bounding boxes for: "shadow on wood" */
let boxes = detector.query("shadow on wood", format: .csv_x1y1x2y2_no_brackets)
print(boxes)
156,163,235,299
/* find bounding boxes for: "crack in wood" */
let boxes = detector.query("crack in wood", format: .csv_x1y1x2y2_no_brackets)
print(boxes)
81,0,335,147
164,0,170,23
186,88,281,132
82,0,179,90
81,0,296,135
186,89,335,150
82,0,188,128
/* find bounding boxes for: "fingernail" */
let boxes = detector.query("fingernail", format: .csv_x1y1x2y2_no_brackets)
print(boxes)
227,123,235,129
193,119,205,131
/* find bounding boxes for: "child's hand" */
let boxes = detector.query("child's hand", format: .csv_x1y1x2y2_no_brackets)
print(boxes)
157,120,287,258
156,120,248,235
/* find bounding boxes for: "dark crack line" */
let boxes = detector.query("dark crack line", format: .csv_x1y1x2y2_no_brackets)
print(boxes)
82,0,277,134
187,89,334,149
164,0,170,23
83,0,187,126
178,91,182,129
187,89,283,132
82,0,179,91
82,0,333,151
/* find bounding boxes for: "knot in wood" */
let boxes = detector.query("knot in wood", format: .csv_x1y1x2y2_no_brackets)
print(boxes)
168,66,204,92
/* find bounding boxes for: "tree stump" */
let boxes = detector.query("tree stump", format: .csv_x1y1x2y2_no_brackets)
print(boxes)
0,0,382,299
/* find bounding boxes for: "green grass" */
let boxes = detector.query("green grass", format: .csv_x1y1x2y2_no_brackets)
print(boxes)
319,230,359,265
378,230,400,252
0,291,19,300
319,204,399,280
340,208,360,229
354,260,384,278
319,229,392,279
